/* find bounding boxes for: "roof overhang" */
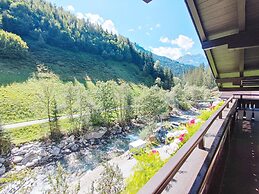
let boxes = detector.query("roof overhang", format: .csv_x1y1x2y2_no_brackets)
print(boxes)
185,0,259,91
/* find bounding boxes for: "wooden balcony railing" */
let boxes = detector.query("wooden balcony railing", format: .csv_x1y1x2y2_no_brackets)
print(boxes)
138,96,237,194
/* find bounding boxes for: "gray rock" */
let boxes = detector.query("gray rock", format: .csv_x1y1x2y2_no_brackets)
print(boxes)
0,157,5,163
25,159,38,168
15,165,26,172
11,147,19,154
22,151,39,165
0,165,6,175
85,130,107,139
70,144,79,152
90,139,95,145
13,156,23,164
67,135,75,143
62,149,71,154
51,146,61,156
36,148,49,157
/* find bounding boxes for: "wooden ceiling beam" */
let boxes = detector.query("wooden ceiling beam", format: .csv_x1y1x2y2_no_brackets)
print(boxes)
219,87,259,91
202,30,259,50
216,76,259,84
237,0,246,32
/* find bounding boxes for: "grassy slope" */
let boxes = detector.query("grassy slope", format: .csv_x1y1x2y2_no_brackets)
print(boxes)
0,42,153,86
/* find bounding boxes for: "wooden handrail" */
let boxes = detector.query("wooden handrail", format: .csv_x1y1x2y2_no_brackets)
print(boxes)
190,99,237,193
138,96,234,194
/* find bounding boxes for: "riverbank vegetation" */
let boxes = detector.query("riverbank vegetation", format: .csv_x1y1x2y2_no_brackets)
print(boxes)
0,64,217,145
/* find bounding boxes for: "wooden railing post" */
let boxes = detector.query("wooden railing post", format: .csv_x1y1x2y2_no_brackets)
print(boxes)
227,102,229,108
198,138,205,150
219,112,223,119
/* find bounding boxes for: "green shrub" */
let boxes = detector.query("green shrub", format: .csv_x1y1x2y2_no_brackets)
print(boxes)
94,163,124,194
0,121,11,155
46,163,80,194
124,149,166,194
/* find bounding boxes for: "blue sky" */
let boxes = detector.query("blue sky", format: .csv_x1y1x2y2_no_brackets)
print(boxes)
49,0,203,60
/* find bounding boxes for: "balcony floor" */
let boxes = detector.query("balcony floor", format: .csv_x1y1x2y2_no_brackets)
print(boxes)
220,120,259,194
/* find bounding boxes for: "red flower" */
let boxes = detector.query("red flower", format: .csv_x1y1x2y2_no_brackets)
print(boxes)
151,150,159,155
189,119,195,125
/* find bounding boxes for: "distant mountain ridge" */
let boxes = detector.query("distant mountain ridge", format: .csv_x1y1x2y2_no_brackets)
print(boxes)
134,44,195,75
177,54,208,67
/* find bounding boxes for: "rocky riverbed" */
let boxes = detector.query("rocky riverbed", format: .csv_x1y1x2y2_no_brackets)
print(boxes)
0,112,198,194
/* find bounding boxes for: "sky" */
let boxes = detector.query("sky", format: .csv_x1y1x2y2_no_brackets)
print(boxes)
48,0,204,60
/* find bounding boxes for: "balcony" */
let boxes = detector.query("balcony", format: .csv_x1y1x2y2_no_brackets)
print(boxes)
139,95,259,193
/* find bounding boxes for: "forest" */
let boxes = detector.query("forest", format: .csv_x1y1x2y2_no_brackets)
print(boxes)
0,0,176,89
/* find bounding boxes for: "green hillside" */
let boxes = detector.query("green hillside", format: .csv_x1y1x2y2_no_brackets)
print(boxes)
0,0,174,88
0,42,153,85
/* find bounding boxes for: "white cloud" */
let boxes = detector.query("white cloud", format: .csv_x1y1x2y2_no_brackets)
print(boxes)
76,12,84,19
149,27,153,31
160,37,170,43
85,13,104,25
146,32,151,36
102,19,118,34
159,35,194,50
171,35,194,50
66,5,75,12
155,23,160,28
76,13,118,34
152,47,182,60
128,28,135,32
138,26,142,30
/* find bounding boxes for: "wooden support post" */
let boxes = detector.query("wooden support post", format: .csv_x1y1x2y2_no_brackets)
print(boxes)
219,112,223,119
227,102,229,108
198,138,205,150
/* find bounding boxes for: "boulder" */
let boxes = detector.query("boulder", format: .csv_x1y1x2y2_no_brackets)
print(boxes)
111,124,122,135
25,158,39,168
67,135,75,143
22,151,39,165
37,149,49,157
62,149,71,154
70,144,79,152
0,165,6,175
0,157,5,164
50,146,61,156
85,129,107,139
13,156,23,164
11,147,19,155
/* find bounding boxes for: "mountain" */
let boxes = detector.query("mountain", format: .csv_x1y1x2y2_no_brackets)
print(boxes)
152,54,195,75
134,44,195,75
177,54,208,67
0,0,172,88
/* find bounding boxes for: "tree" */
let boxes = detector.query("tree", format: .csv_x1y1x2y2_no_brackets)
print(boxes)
46,162,80,194
0,119,11,155
36,65,62,140
50,98,62,141
94,163,124,194
95,81,117,125
115,81,133,124
136,86,168,119
65,82,78,133
0,29,28,58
